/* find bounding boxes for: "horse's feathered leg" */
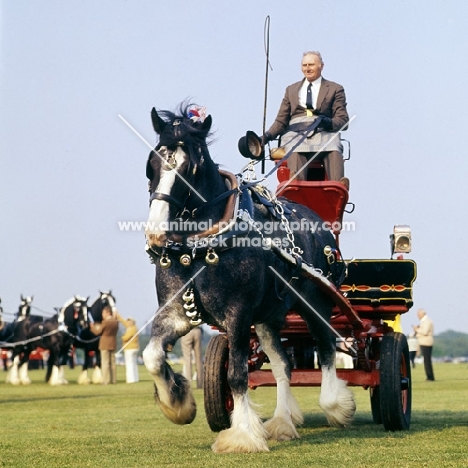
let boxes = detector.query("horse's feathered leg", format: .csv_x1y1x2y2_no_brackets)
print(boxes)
77,369,91,384
18,356,32,385
92,365,103,384
319,362,355,427
7,354,21,385
212,322,269,453
91,350,103,384
255,323,303,441
144,336,196,424
48,347,65,386
314,326,356,427
45,356,53,382
77,347,91,384
143,307,196,425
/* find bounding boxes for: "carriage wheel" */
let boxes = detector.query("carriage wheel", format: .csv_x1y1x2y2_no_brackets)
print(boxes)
203,334,233,432
379,332,412,431
368,337,382,424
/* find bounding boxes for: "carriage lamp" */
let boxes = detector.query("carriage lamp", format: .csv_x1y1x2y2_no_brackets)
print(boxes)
390,224,412,256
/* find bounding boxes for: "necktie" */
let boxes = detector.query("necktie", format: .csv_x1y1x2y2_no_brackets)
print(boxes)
306,83,313,110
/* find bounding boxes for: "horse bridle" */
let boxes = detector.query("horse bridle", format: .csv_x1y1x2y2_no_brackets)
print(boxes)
149,143,195,213
73,300,88,325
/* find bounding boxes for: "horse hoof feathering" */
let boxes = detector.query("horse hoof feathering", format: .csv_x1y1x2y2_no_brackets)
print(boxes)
143,341,196,425
142,104,355,453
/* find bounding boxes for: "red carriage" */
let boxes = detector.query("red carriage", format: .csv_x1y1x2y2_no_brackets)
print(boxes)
203,155,416,434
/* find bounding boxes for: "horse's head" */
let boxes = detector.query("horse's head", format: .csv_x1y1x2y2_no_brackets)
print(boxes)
59,295,89,330
145,104,213,248
17,295,33,321
89,291,117,321
98,291,117,317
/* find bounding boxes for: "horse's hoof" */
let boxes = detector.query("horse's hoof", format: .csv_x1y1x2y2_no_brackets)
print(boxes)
212,427,269,453
264,417,300,441
158,394,197,425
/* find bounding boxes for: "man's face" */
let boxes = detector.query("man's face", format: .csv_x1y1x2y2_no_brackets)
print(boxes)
301,54,324,82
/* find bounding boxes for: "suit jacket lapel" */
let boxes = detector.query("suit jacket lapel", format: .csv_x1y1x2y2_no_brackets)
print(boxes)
316,78,329,111
291,79,305,109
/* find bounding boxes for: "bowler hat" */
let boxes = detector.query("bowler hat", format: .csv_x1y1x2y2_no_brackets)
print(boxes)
238,131,264,160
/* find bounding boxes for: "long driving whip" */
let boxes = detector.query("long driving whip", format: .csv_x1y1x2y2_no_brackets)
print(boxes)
262,16,272,174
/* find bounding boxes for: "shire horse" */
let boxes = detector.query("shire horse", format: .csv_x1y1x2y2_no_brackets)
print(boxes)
76,291,117,384
1,295,36,383
16,295,34,320
6,296,89,385
142,104,356,453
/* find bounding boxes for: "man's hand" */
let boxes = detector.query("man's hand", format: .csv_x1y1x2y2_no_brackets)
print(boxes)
317,115,333,132
262,131,272,145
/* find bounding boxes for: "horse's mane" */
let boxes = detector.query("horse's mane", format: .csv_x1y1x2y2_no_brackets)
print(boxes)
157,103,214,167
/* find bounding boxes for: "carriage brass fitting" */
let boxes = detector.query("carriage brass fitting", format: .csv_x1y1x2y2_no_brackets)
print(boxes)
205,248,219,265
182,289,194,302
163,158,177,171
180,254,192,266
160,254,172,269
323,245,336,265
182,288,201,325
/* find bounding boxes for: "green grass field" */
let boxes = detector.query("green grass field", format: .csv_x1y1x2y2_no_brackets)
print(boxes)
1,362,467,468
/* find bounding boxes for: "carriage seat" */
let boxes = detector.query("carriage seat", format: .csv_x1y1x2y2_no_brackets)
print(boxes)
275,161,349,239
276,159,327,183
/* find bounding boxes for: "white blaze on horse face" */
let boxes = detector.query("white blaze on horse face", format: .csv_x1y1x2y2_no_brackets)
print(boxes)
146,147,187,248
102,293,117,316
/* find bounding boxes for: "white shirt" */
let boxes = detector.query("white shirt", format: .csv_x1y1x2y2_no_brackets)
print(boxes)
298,76,322,109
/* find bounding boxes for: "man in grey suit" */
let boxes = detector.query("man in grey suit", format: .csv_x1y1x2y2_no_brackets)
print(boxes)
265,51,349,187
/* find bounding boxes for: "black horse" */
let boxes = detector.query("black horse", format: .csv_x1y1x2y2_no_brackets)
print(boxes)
6,296,89,385
142,104,356,453
1,295,37,384
75,291,117,384
16,295,34,320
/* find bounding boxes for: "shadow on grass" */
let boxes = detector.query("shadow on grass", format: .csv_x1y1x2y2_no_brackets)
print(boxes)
0,393,110,405
289,409,468,448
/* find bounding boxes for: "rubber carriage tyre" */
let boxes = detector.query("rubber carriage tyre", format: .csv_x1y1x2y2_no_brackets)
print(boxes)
379,331,412,431
203,334,233,432
368,337,382,424
370,385,382,424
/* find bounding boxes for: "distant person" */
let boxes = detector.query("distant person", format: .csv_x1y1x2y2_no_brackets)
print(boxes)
116,313,139,383
2,349,10,371
412,309,435,381
407,332,419,368
264,50,349,187
181,327,203,389
90,306,119,384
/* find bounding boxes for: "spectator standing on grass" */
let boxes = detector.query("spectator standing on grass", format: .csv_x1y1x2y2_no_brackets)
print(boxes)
90,306,119,384
407,332,419,368
412,308,435,381
116,313,139,383
181,327,203,389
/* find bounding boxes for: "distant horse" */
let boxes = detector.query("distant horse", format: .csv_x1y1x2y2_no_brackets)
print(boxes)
6,296,89,385
142,104,356,453
1,295,37,382
0,299,13,370
75,291,117,384
16,295,34,320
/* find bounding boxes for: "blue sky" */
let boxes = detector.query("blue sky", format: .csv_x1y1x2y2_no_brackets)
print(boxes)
1,1,468,336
